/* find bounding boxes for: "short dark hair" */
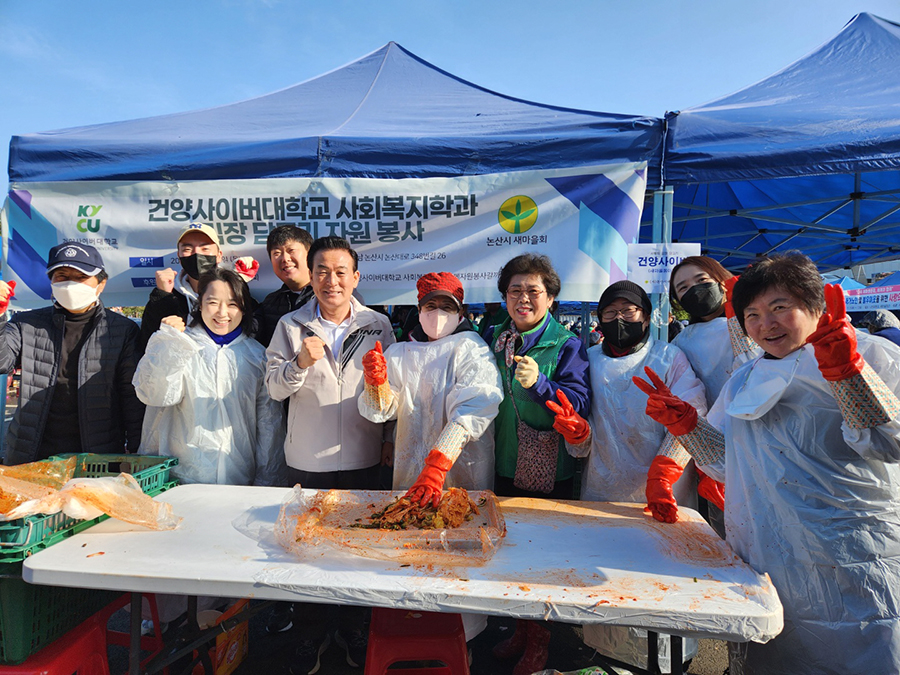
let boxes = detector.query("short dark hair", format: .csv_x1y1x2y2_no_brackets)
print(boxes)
266,226,313,257
497,253,561,298
96,269,109,284
669,255,731,308
307,236,359,272
190,267,254,333
732,252,825,333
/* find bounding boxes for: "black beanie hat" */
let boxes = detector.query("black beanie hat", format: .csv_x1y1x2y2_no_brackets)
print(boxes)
597,280,652,317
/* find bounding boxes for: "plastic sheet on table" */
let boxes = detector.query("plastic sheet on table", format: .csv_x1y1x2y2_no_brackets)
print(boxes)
3,473,181,530
275,487,506,565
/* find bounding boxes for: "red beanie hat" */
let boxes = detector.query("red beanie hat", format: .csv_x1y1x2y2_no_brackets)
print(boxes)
417,272,464,309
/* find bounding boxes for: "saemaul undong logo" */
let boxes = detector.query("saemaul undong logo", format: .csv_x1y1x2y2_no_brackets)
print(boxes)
498,196,538,234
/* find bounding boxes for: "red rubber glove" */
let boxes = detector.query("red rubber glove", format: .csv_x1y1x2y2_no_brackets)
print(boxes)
632,367,698,436
234,257,260,281
362,341,388,386
645,455,682,524
0,281,16,314
806,284,864,381
696,468,725,511
545,390,590,445
405,449,454,508
724,275,739,319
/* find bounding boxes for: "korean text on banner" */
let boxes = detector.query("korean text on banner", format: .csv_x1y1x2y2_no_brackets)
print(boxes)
627,243,701,294
4,162,648,308
844,284,900,311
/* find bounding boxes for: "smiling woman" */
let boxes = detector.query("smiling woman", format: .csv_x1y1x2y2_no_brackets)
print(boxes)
132,267,285,488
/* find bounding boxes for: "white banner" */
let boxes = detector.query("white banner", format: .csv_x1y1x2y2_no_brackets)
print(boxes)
626,242,701,294
3,162,647,309
844,284,900,311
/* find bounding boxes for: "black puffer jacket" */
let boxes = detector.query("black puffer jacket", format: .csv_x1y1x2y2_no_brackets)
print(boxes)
0,302,145,465
137,288,190,356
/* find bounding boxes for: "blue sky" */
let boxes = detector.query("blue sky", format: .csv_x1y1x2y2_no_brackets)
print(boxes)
3,0,899,195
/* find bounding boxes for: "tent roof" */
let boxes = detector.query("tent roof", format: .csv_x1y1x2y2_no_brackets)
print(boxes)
8,42,662,185
664,13,900,185
640,13,900,273
871,270,900,287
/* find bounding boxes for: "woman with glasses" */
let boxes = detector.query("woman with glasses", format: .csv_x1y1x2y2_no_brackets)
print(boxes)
635,252,900,674
667,256,759,537
546,279,706,673
481,253,590,675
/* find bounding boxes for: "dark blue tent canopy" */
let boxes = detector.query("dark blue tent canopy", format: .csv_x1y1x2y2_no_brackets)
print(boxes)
8,42,662,185
640,13,900,272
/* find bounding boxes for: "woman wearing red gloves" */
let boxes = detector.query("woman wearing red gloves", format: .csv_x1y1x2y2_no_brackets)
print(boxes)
634,252,900,675
666,256,760,537
358,272,503,643
546,279,706,673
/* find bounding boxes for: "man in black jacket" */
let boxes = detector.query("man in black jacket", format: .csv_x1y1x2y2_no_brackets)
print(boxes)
253,225,314,347
137,222,223,354
0,243,144,465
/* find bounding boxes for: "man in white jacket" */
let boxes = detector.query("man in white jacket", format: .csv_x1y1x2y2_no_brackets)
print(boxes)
265,235,394,675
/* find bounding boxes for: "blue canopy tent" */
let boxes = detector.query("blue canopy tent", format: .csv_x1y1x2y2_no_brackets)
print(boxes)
9,42,662,184
831,276,867,290
872,270,900,287
642,13,900,274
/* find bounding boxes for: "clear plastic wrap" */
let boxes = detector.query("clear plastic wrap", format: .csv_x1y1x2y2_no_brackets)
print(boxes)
275,487,505,565
3,473,181,530
0,457,77,490
0,475,60,515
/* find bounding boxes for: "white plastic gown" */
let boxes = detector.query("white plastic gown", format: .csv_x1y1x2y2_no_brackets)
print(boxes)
358,332,503,492
673,317,758,405
705,333,900,675
358,330,502,641
134,324,287,487
571,336,707,503
573,336,707,673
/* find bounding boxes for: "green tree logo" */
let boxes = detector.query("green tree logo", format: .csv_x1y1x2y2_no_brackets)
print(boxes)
498,196,538,234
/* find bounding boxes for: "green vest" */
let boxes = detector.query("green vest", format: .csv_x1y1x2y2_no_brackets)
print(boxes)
491,314,576,481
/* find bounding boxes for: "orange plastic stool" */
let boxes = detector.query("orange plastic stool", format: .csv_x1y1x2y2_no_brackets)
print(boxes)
0,613,110,675
364,608,470,675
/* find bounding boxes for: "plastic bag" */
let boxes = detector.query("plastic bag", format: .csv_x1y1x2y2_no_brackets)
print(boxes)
0,456,77,489
0,475,60,516
4,473,181,530
275,487,505,565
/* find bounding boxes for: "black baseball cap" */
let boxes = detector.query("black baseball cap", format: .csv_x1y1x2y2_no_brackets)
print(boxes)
47,243,105,277
597,280,652,317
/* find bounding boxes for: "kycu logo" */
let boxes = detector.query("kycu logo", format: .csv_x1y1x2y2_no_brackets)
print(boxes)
76,205,103,232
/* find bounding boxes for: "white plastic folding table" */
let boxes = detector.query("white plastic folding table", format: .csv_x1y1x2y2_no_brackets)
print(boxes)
23,484,783,674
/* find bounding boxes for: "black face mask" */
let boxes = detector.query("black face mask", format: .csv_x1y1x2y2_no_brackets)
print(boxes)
179,253,218,281
678,281,724,319
600,318,646,350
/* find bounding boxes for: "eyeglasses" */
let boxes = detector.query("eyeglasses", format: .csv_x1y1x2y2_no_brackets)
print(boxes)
507,289,545,301
600,307,642,322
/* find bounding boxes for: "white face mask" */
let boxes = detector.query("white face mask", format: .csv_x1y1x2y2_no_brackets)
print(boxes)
419,308,460,341
726,350,803,420
51,280,99,312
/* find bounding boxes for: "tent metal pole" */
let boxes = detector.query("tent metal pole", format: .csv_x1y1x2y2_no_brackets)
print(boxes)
651,187,673,342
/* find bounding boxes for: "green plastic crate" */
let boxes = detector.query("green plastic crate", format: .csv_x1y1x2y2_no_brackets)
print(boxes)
0,560,119,664
0,455,178,664
0,454,178,562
